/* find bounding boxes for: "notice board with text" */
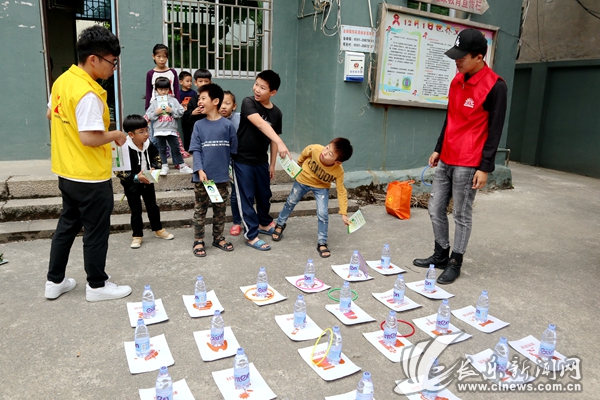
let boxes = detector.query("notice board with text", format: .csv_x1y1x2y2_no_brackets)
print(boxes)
370,4,498,109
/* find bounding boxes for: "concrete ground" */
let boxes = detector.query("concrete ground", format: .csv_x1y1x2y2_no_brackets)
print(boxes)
0,163,598,399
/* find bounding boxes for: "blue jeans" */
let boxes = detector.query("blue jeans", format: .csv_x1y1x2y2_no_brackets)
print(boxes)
277,181,330,244
155,135,183,166
428,160,477,255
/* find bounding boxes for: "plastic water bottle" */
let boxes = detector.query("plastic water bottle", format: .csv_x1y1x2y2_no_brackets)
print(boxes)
435,299,451,334
256,267,268,298
293,294,307,329
421,358,438,400
304,259,316,288
155,366,173,400
349,250,360,277
424,264,436,293
356,371,374,400
194,275,207,308
134,318,150,357
383,310,398,346
494,337,510,376
339,281,352,313
475,290,489,322
210,310,225,347
381,244,391,269
393,274,405,304
233,347,250,390
538,323,557,362
327,326,342,365
142,284,156,319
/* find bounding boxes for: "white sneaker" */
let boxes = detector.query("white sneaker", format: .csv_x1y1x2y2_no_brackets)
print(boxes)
154,229,174,240
131,237,143,248
160,165,169,176
179,164,193,174
86,281,132,302
45,278,77,299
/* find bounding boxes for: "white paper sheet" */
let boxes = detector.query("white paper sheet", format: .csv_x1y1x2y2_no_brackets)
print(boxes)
274,314,323,341
193,326,240,361
139,379,195,400
362,330,422,363
509,335,575,372
331,264,373,282
127,298,169,327
124,334,175,374
413,314,472,343
212,363,276,400
466,348,536,384
182,290,224,318
452,305,509,333
406,280,454,299
372,289,422,312
298,342,361,381
366,260,406,275
325,303,376,325
285,275,331,293
239,284,286,306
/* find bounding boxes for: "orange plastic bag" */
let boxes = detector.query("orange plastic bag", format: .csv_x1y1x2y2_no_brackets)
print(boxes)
385,180,414,220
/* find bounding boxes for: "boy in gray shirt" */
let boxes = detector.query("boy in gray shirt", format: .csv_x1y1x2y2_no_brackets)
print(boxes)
189,83,238,257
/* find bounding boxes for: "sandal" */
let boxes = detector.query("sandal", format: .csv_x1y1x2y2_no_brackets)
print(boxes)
212,236,234,252
271,223,286,242
193,240,206,257
245,238,271,251
317,243,331,258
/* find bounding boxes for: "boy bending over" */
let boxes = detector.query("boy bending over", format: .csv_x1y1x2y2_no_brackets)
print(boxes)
272,138,353,258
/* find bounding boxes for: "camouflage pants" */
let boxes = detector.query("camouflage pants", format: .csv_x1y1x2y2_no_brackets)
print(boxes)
193,181,229,240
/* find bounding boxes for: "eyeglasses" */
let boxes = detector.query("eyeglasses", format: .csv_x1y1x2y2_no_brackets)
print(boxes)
134,129,149,135
94,54,118,67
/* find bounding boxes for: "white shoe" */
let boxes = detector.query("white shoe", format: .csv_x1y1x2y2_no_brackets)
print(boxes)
86,281,132,302
131,237,143,248
154,229,174,240
179,164,193,174
45,278,77,299
160,165,169,176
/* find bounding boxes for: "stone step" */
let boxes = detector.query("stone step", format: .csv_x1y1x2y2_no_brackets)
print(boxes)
0,183,340,222
0,198,359,243
4,163,295,199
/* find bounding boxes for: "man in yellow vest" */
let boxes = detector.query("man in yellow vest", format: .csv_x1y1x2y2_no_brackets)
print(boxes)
45,25,132,302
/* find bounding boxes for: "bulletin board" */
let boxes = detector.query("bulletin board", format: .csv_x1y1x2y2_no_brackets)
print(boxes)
370,4,499,109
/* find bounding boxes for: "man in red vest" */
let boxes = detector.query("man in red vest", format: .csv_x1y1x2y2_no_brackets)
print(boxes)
413,28,508,284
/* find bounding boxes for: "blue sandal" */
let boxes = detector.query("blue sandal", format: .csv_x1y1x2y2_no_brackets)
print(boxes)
245,239,271,251
257,222,276,236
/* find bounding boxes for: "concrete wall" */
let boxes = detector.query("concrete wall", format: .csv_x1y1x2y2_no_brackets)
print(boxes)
0,0,50,161
507,60,600,178
518,0,600,63
295,0,522,172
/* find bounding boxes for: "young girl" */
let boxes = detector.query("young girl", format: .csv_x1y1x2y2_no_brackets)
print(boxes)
220,90,243,236
145,44,191,159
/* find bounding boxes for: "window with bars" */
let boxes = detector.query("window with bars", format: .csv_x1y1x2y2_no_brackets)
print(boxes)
76,0,111,21
164,0,271,79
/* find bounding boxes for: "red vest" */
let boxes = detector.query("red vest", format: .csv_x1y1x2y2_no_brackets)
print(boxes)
440,64,500,167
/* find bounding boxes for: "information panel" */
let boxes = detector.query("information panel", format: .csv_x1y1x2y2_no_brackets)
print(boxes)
370,5,498,109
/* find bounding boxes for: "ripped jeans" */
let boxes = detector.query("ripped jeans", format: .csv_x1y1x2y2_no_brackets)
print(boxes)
276,181,330,244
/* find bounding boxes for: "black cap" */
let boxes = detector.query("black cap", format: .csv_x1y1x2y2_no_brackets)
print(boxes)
445,28,488,60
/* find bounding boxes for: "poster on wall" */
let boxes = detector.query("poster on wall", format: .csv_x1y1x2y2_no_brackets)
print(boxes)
370,5,498,109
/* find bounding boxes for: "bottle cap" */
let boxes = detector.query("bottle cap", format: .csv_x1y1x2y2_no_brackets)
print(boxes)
343,281,350,287
389,310,397,317
259,267,266,272
307,259,313,263
429,264,435,268
397,274,404,280
353,250,359,254
481,290,488,295
145,284,151,290
237,347,245,355
214,310,221,316
297,294,304,300
197,275,203,280
500,337,507,343
137,318,145,325
333,325,340,332
442,299,449,304
363,371,371,379
548,323,556,330
159,366,168,374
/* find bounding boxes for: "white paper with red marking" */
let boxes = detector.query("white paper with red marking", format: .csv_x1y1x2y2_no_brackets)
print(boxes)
212,363,276,400
127,298,169,327
274,314,323,341
298,342,361,381
452,305,509,333
362,330,422,363
509,335,574,372
372,289,422,312
124,334,174,374
193,326,240,361
325,303,376,325
139,379,195,400
466,348,536,384
182,290,224,318
413,314,472,343
239,284,286,306
366,260,406,275
285,275,331,293
406,280,454,299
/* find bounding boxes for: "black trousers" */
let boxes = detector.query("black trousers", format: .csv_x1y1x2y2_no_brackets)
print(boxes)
47,178,113,288
124,183,162,237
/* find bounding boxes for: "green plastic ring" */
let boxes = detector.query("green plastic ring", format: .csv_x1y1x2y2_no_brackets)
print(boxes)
327,288,358,302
